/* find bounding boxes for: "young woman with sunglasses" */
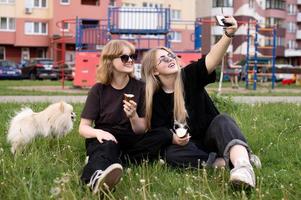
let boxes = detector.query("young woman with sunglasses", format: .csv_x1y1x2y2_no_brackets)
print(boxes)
142,17,260,188
79,40,172,194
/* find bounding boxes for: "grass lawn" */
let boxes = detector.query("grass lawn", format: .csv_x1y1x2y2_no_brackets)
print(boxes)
0,80,86,96
0,100,300,199
1,79,301,96
206,81,301,96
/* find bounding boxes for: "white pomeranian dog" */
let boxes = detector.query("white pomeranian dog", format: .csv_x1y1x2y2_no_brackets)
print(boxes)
7,101,76,154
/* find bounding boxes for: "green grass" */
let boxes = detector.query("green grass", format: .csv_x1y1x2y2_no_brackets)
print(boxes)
206,81,301,96
0,101,300,199
1,79,301,96
0,80,86,96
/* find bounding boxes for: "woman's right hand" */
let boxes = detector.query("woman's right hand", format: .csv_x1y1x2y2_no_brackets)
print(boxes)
95,129,118,144
172,132,190,146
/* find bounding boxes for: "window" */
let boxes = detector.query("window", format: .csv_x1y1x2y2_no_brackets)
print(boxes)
170,31,181,42
171,10,181,20
0,0,15,3
81,0,99,6
36,48,46,58
249,0,254,8
0,47,5,60
0,17,15,31
266,0,285,10
265,17,283,27
287,22,296,33
122,2,135,7
60,22,69,32
25,22,48,35
109,0,115,6
142,2,162,8
33,0,47,8
287,4,296,15
213,0,233,7
60,0,70,5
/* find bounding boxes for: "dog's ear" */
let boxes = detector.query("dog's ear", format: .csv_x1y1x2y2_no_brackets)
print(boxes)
59,101,65,112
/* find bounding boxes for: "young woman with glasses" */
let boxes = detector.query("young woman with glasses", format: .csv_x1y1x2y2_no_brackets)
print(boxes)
141,16,260,188
79,40,173,194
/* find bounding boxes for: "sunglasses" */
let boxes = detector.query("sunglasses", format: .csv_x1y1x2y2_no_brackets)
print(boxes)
157,53,177,65
119,54,137,63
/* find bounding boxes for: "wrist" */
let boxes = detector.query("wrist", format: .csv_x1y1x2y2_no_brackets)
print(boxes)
224,30,234,38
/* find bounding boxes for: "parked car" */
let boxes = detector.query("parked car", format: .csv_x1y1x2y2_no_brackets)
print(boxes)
53,64,74,80
0,60,22,79
21,58,58,80
275,64,294,81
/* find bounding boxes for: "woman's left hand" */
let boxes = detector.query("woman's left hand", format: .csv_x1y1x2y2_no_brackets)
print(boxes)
123,100,137,118
223,16,238,35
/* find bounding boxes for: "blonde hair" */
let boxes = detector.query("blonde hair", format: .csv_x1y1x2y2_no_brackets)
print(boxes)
141,47,187,130
96,40,135,84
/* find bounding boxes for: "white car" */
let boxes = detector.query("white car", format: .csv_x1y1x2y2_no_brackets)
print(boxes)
275,64,294,81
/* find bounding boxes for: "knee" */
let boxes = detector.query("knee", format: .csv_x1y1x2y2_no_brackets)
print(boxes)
151,127,172,142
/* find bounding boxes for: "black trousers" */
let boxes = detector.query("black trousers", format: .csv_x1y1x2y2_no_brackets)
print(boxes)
165,113,250,168
81,127,172,184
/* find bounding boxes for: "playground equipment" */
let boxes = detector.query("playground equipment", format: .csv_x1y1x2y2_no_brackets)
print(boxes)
52,18,77,89
245,22,277,90
73,7,171,87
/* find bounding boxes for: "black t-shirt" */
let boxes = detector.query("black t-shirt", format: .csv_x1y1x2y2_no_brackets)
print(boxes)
151,56,219,140
81,78,145,133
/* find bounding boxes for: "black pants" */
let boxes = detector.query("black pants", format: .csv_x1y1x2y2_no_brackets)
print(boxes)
81,127,172,184
165,113,250,168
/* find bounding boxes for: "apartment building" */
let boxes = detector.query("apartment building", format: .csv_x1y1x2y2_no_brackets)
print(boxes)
120,0,196,52
2,0,301,65
0,0,121,64
196,0,301,65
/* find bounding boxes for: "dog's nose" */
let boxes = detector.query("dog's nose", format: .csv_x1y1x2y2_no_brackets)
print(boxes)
71,112,76,121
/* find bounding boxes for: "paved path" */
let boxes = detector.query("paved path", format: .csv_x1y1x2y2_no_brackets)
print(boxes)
0,95,301,104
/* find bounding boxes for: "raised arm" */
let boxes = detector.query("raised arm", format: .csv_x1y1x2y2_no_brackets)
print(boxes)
206,16,238,74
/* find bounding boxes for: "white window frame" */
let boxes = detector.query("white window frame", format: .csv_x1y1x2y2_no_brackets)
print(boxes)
0,46,5,60
25,22,48,35
170,31,182,42
60,0,70,5
0,0,15,4
171,9,181,20
0,17,15,32
33,0,47,8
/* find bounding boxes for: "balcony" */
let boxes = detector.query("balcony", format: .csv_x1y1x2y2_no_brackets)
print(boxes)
298,13,301,22
296,30,301,39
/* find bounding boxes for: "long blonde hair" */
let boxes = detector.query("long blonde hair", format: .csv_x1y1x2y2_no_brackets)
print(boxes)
96,40,135,84
141,47,187,130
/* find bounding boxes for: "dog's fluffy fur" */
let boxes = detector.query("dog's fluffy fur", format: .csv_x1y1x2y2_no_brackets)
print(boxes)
7,101,75,154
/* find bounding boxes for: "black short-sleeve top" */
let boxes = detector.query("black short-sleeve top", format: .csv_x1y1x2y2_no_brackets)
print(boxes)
81,78,145,132
151,56,219,139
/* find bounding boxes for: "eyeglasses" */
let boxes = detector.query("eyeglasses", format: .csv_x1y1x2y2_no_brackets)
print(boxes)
157,53,177,66
119,54,137,63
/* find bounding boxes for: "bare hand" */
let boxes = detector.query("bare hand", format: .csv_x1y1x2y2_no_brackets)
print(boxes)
123,100,137,118
223,16,238,35
171,131,190,146
95,129,118,143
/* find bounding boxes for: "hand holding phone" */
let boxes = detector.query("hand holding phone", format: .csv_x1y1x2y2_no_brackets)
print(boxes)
216,16,233,27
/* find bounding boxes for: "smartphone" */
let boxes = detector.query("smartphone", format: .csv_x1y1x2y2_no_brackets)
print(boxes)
216,16,232,27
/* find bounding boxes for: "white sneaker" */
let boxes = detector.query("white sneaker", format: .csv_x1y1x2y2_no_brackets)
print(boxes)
87,163,123,194
229,161,256,188
250,154,262,169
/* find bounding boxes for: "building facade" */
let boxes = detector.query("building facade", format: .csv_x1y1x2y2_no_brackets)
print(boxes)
1,0,301,65
0,0,121,64
196,0,301,65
